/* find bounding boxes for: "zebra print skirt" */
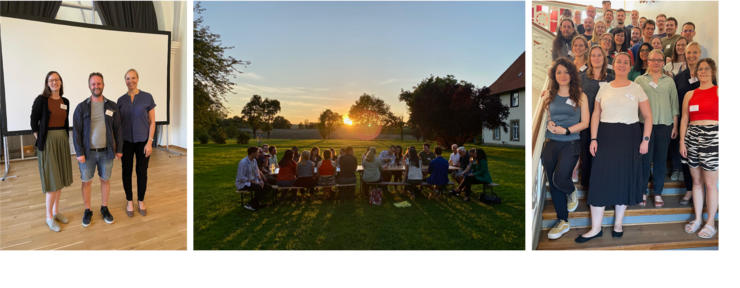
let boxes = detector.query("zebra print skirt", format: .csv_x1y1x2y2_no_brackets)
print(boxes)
682,124,719,171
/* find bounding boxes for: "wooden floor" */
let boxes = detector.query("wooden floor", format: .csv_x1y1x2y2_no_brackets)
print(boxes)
0,147,187,250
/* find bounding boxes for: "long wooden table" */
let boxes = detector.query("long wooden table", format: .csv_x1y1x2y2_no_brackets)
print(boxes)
268,164,461,176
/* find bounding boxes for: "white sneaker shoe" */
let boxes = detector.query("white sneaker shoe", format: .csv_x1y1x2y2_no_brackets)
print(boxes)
567,190,578,212
670,170,680,181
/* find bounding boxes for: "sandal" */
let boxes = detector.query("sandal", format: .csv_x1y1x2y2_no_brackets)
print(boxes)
680,191,693,205
654,196,664,208
685,220,702,234
698,225,717,239
638,195,647,206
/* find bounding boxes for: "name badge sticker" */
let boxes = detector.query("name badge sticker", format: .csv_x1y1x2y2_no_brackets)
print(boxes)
649,81,659,88
625,93,636,101
105,109,114,117
688,77,698,84
60,104,67,110
566,99,576,107
607,64,613,70
689,105,699,112
580,65,587,72
568,50,574,56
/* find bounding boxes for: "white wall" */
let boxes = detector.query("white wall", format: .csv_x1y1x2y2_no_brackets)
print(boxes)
625,1,718,63
154,1,188,149
482,89,526,147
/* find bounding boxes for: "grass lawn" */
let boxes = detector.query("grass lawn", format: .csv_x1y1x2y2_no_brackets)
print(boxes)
194,139,524,250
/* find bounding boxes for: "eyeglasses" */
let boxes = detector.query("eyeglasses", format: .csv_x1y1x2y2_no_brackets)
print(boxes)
601,39,613,43
697,67,712,72
647,59,664,63
682,29,694,33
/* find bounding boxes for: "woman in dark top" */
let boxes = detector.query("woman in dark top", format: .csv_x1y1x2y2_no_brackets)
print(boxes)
31,71,74,232
453,149,493,201
309,146,322,166
599,33,615,65
610,28,634,66
337,146,358,199
292,146,301,162
118,69,156,217
578,45,615,188
628,43,652,81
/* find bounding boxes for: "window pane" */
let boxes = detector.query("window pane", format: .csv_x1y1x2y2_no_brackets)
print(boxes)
56,6,87,23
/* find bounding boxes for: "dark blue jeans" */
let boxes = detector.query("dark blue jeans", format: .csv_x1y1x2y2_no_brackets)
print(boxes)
641,124,672,196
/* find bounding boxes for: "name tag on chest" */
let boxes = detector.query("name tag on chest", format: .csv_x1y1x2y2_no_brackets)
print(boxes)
690,105,699,112
666,44,672,49
625,93,635,101
60,104,67,110
568,50,573,56
565,99,576,107
607,64,613,70
580,65,587,72
105,109,114,117
688,77,698,84
649,81,659,88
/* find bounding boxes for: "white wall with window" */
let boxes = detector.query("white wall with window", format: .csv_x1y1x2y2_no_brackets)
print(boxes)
482,88,525,147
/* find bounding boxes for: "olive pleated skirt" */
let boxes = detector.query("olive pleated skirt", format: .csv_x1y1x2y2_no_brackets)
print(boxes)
37,129,74,193
587,122,643,207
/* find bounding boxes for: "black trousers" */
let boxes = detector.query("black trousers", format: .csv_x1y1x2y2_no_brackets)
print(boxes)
244,183,273,206
457,175,487,196
122,141,150,201
579,127,594,187
542,140,580,221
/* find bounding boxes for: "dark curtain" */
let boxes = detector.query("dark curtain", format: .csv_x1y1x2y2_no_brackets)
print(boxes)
1,2,61,156
94,1,158,31
0,1,61,18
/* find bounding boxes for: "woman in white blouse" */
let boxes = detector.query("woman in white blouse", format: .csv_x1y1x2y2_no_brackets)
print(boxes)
576,52,654,243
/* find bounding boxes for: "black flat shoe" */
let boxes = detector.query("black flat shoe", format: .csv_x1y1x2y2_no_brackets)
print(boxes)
612,229,624,239
575,230,603,243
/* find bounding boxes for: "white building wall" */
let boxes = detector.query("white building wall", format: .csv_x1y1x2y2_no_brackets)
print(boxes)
483,88,526,147
154,1,188,149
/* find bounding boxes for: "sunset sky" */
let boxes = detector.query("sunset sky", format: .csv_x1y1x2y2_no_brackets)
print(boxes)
201,1,524,124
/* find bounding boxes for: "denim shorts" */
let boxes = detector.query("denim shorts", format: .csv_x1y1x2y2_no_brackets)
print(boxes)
78,149,114,182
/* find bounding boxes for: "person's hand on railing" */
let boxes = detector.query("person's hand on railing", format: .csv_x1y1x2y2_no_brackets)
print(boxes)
590,140,598,157
540,89,549,98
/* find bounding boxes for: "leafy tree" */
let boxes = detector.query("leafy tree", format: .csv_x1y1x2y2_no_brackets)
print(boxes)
399,75,509,148
298,122,304,129
193,2,249,133
224,124,239,139
317,109,342,140
236,132,251,144
261,99,281,138
409,124,422,141
210,127,228,144
348,94,397,139
241,95,264,137
272,116,292,129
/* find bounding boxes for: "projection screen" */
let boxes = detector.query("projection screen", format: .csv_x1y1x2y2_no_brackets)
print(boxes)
0,14,170,136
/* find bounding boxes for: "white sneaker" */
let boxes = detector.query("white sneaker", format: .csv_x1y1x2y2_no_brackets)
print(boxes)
670,170,680,181
548,219,570,239
243,204,255,211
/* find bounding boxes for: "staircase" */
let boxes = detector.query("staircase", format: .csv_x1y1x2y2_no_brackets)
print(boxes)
536,176,719,250
529,21,718,250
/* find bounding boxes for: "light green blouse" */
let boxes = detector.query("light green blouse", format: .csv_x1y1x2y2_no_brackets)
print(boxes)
634,74,679,125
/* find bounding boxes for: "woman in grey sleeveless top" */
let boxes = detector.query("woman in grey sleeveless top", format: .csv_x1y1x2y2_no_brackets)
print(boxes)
541,58,591,240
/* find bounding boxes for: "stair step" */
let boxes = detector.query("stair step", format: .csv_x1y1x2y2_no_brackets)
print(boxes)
542,195,715,220
537,222,719,250
547,180,686,192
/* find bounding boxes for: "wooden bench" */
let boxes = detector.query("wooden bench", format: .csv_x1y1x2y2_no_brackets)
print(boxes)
237,183,357,207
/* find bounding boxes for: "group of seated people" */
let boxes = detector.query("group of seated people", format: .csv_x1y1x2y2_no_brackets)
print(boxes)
235,143,495,210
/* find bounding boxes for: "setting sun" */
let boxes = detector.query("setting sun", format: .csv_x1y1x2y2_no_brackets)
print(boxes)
343,117,353,125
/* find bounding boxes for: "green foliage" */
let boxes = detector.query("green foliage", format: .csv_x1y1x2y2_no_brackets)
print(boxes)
272,116,292,129
241,95,282,138
317,109,342,140
224,124,239,139
236,132,251,144
193,2,249,133
211,127,228,144
348,94,399,132
298,123,304,129
197,132,209,144
475,134,483,145
399,75,509,148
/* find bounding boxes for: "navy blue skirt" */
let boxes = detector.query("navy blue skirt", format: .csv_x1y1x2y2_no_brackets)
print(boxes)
587,122,643,207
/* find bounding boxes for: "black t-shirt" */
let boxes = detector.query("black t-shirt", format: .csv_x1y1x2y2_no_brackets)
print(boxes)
337,155,358,179
577,24,585,35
